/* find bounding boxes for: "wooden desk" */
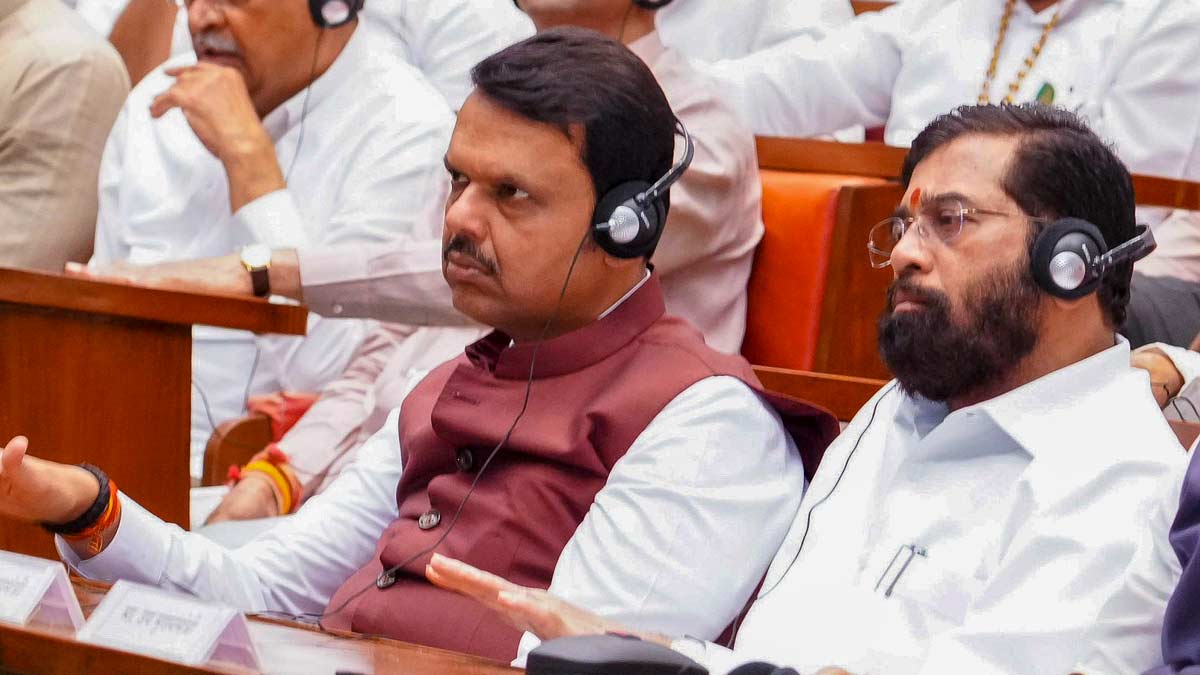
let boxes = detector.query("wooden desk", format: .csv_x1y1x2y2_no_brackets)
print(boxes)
0,269,308,559
0,579,520,675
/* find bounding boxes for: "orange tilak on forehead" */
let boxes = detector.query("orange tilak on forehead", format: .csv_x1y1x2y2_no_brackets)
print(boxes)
909,188,922,210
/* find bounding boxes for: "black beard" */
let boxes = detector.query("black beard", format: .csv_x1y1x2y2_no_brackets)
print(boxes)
877,261,1041,403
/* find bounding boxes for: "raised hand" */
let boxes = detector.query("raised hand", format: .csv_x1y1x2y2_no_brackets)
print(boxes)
0,436,100,525
425,553,668,645
149,63,285,212
150,63,268,161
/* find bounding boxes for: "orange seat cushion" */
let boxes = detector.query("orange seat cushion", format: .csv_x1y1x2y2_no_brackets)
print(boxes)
743,171,886,371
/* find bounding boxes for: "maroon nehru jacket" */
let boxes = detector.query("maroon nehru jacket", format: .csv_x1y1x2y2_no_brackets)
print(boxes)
324,274,838,659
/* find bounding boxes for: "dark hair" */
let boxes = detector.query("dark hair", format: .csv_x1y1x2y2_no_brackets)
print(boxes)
902,103,1137,327
470,27,677,220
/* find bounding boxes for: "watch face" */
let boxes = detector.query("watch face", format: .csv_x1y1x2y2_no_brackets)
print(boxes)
242,244,272,268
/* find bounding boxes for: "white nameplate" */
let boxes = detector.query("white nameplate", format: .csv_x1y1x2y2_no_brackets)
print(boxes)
78,580,259,669
0,551,84,631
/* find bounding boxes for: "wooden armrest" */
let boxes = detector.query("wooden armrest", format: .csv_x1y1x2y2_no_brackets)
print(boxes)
1169,420,1200,452
202,414,272,487
753,366,888,423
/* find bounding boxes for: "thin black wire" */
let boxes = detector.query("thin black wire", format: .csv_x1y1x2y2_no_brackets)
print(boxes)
314,229,595,631
283,29,322,183
752,382,898,601
1172,395,1200,422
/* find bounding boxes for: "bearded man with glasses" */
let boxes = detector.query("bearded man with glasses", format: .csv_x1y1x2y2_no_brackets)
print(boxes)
425,104,1187,675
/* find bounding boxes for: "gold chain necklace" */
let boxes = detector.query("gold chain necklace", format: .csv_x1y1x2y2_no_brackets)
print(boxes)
978,0,1062,105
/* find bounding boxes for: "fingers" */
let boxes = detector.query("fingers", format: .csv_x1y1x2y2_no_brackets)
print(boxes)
426,554,518,601
63,262,93,277
1,436,28,476
495,588,565,638
65,262,137,286
150,89,182,119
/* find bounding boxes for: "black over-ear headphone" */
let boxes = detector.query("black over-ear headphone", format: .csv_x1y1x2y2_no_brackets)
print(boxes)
308,0,363,28
591,121,694,259
1030,218,1156,299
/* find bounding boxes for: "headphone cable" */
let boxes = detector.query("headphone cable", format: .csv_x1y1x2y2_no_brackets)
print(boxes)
192,27,325,468
753,382,897,601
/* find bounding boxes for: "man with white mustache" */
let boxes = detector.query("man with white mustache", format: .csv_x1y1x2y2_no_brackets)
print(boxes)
86,0,457,483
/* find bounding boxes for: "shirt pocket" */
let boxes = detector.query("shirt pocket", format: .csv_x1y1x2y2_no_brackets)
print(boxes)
885,554,986,626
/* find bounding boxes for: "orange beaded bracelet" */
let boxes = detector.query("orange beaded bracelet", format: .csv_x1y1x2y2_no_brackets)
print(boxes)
60,480,122,557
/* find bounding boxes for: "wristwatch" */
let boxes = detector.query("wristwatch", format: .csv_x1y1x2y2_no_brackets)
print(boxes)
240,244,272,297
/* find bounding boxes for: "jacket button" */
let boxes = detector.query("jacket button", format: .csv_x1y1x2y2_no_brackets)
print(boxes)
418,509,441,530
376,571,396,589
455,448,475,472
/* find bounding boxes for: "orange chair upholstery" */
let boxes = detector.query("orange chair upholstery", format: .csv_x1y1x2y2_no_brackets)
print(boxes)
743,171,888,372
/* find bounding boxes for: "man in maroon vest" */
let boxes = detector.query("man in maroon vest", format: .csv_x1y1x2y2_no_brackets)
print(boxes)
0,28,836,662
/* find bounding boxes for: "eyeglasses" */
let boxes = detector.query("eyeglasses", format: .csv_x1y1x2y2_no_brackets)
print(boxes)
867,199,1046,269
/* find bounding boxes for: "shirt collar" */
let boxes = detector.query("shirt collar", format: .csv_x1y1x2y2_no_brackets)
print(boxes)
261,18,370,140
464,272,667,380
963,336,1132,456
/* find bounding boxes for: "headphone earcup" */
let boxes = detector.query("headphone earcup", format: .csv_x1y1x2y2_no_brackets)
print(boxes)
592,181,660,259
309,0,361,28
1030,217,1108,299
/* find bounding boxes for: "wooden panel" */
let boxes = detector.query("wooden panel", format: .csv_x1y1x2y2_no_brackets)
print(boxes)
202,414,272,487
0,579,521,675
754,366,887,422
0,622,235,675
745,171,889,372
0,304,192,559
852,0,894,14
813,182,904,379
0,268,308,337
1132,174,1200,211
756,139,1200,209
757,138,907,179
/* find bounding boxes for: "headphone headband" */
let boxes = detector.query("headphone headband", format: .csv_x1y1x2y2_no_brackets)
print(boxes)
1095,223,1156,275
635,122,694,209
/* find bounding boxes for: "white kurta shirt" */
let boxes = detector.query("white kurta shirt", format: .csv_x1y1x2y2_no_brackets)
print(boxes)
76,0,534,109
702,0,1200,184
675,339,1186,675
60,374,807,656
90,20,454,477
654,0,853,62
1074,468,1186,675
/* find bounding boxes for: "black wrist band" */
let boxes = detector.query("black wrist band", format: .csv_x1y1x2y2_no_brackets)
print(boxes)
41,464,110,536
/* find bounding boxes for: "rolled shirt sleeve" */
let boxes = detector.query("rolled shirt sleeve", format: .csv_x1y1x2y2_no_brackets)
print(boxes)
59,407,409,616
299,240,471,326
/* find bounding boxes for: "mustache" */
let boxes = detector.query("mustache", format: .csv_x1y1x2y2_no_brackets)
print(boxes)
443,235,498,275
885,274,950,313
192,31,241,56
